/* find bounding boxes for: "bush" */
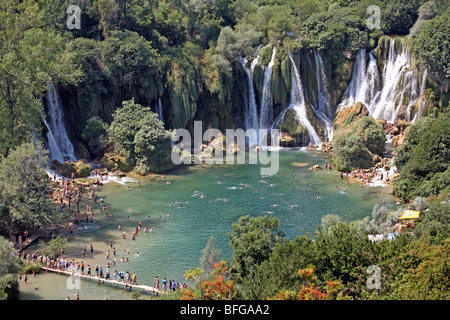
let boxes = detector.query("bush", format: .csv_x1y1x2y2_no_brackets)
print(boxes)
394,111,450,200
413,11,450,82
332,116,385,171
0,274,19,300
108,99,174,174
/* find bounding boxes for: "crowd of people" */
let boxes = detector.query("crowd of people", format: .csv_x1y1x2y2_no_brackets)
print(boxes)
14,170,190,299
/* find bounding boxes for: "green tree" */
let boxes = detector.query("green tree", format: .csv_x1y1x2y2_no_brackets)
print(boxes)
415,202,450,245
0,236,20,300
36,235,68,260
199,236,222,274
213,23,261,74
228,215,284,298
394,111,450,200
0,0,82,156
413,11,450,83
332,116,385,171
108,99,173,173
0,142,64,239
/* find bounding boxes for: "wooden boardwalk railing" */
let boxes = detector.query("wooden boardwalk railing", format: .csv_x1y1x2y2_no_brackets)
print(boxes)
42,267,165,295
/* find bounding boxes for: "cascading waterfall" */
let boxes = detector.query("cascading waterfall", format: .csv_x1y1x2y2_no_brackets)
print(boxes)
338,38,424,123
310,49,334,141
412,69,428,122
371,39,418,121
239,54,259,133
156,97,164,123
259,46,276,129
314,50,333,118
288,52,323,146
44,82,77,163
338,49,380,112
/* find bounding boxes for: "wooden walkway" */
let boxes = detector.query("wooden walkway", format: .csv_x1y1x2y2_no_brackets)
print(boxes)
42,267,165,295
15,234,41,253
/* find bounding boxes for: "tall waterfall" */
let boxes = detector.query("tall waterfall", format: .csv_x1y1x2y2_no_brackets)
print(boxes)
338,38,424,123
337,49,380,112
308,49,334,140
239,54,259,132
156,97,164,123
44,82,77,163
288,52,323,146
259,46,276,129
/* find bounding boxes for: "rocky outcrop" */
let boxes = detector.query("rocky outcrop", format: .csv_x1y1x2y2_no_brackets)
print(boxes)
333,102,369,131
50,159,92,178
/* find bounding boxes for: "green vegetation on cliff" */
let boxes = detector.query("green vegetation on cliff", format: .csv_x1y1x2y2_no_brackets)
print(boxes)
393,110,450,201
332,116,386,171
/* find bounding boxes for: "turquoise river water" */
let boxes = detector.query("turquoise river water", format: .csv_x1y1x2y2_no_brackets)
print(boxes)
19,149,395,300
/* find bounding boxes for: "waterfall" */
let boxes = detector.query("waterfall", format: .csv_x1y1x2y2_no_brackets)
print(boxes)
44,82,76,163
307,49,333,119
311,49,334,140
338,38,423,123
259,46,276,129
371,39,418,121
412,68,428,122
288,52,323,146
239,55,259,133
338,49,380,112
156,97,164,123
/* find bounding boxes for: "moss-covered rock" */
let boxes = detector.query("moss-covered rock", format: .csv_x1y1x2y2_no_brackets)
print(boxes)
332,116,386,171
333,102,369,131
50,159,92,178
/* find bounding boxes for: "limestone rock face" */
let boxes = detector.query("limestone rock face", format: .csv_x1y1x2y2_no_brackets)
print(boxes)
333,102,369,131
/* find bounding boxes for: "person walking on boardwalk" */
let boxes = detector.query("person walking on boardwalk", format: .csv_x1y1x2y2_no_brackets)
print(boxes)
132,272,137,285
155,276,160,291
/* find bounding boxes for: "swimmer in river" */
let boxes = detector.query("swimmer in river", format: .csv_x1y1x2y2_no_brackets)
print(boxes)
317,196,320,199
272,204,278,207
215,198,221,202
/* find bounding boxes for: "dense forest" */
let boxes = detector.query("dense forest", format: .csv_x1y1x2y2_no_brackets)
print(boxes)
0,0,449,300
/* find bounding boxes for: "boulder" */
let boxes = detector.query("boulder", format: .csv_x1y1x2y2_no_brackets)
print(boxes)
333,102,369,131
50,159,91,178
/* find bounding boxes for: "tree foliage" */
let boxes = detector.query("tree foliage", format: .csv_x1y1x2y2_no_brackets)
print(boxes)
0,142,63,238
108,99,174,173
394,110,450,200
332,116,386,171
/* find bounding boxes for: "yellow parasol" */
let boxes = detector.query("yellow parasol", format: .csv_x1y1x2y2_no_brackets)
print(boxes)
399,210,420,220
